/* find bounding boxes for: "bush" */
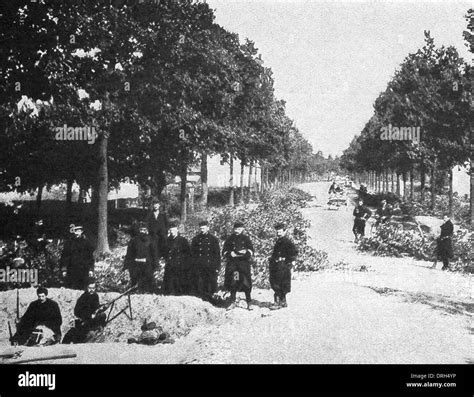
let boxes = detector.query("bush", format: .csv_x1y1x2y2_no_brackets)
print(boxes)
357,222,473,272
400,195,470,226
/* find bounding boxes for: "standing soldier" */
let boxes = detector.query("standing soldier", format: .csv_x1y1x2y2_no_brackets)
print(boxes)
123,222,159,293
29,219,48,254
352,199,371,243
190,220,221,301
432,215,454,271
61,225,95,290
162,221,191,295
147,201,168,255
375,199,392,226
269,223,298,309
222,222,254,310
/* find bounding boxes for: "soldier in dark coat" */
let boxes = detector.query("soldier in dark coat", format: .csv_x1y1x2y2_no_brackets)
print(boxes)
375,200,392,226
190,220,221,301
269,223,298,309
222,222,254,310
162,221,191,295
124,222,159,293
147,202,168,255
352,199,371,242
62,281,106,344
61,225,95,290
11,286,62,346
432,215,454,271
28,219,48,254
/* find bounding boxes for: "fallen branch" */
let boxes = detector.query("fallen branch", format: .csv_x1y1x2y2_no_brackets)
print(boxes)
4,352,77,364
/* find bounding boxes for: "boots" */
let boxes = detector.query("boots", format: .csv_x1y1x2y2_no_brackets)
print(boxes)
280,296,287,308
270,293,281,310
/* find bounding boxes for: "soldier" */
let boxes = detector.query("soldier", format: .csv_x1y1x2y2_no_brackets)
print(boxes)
29,219,48,254
352,198,371,243
222,222,254,310
61,225,95,290
124,222,159,293
375,199,392,226
147,201,168,255
62,280,106,344
190,220,221,301
269,223,298,309
11,286,62,346
432,215,454,271
162,221,191,295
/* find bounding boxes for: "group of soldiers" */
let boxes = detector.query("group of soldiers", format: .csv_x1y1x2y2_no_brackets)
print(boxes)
352,198,389,242
353,188,454,270
10,282,105,346
123,201,298,310
8,210,298,346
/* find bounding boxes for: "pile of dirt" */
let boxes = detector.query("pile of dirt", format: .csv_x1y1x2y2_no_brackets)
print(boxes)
0,287,224,344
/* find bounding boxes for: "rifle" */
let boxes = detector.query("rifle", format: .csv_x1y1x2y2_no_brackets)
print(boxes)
97,285,138,325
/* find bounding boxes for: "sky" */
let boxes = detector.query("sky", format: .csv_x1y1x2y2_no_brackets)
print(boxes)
206,0,472,157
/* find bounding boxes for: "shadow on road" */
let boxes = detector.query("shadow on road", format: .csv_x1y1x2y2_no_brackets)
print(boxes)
366,286,473,317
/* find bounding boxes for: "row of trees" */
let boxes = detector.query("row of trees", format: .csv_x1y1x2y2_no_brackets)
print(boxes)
0,0,316,254
340,13,473,224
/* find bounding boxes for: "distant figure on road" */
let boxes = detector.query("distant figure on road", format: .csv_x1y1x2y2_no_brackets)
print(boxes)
147,201,168,255
162,221,191,295
190,220,221,302
222,222,254,310
269,223,298,309
61,224,95,290
432,215,454,271
359,183,368,200
352,199,371,243
63,280,106,344
11,286,62,346
124,222,159,293
375,199,392,226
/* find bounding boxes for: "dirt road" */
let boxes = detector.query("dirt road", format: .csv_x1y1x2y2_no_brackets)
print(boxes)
175,182,472,364
3,182,471,364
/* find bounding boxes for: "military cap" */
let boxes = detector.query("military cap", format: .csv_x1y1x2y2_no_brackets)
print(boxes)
233,221,244,228
274,223,286,230
198,220,209,227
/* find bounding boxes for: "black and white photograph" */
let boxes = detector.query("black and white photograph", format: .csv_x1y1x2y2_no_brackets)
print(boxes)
0,0,472,394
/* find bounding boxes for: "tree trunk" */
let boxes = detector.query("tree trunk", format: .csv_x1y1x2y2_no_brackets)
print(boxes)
200,152,208,208
180,159,187,222
396,173,400,196
151,171,167,200
229,155,234,206
188,185,195,215
66,177,73,212
95,133,110,256
402,172,407,200
471,126,474,225
410,168,414,201
248,161,253,203
430,163,436,211
240,160,245,204
391,170,395,192
420,166,426,202
448,168,453,219
36,183,43,210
